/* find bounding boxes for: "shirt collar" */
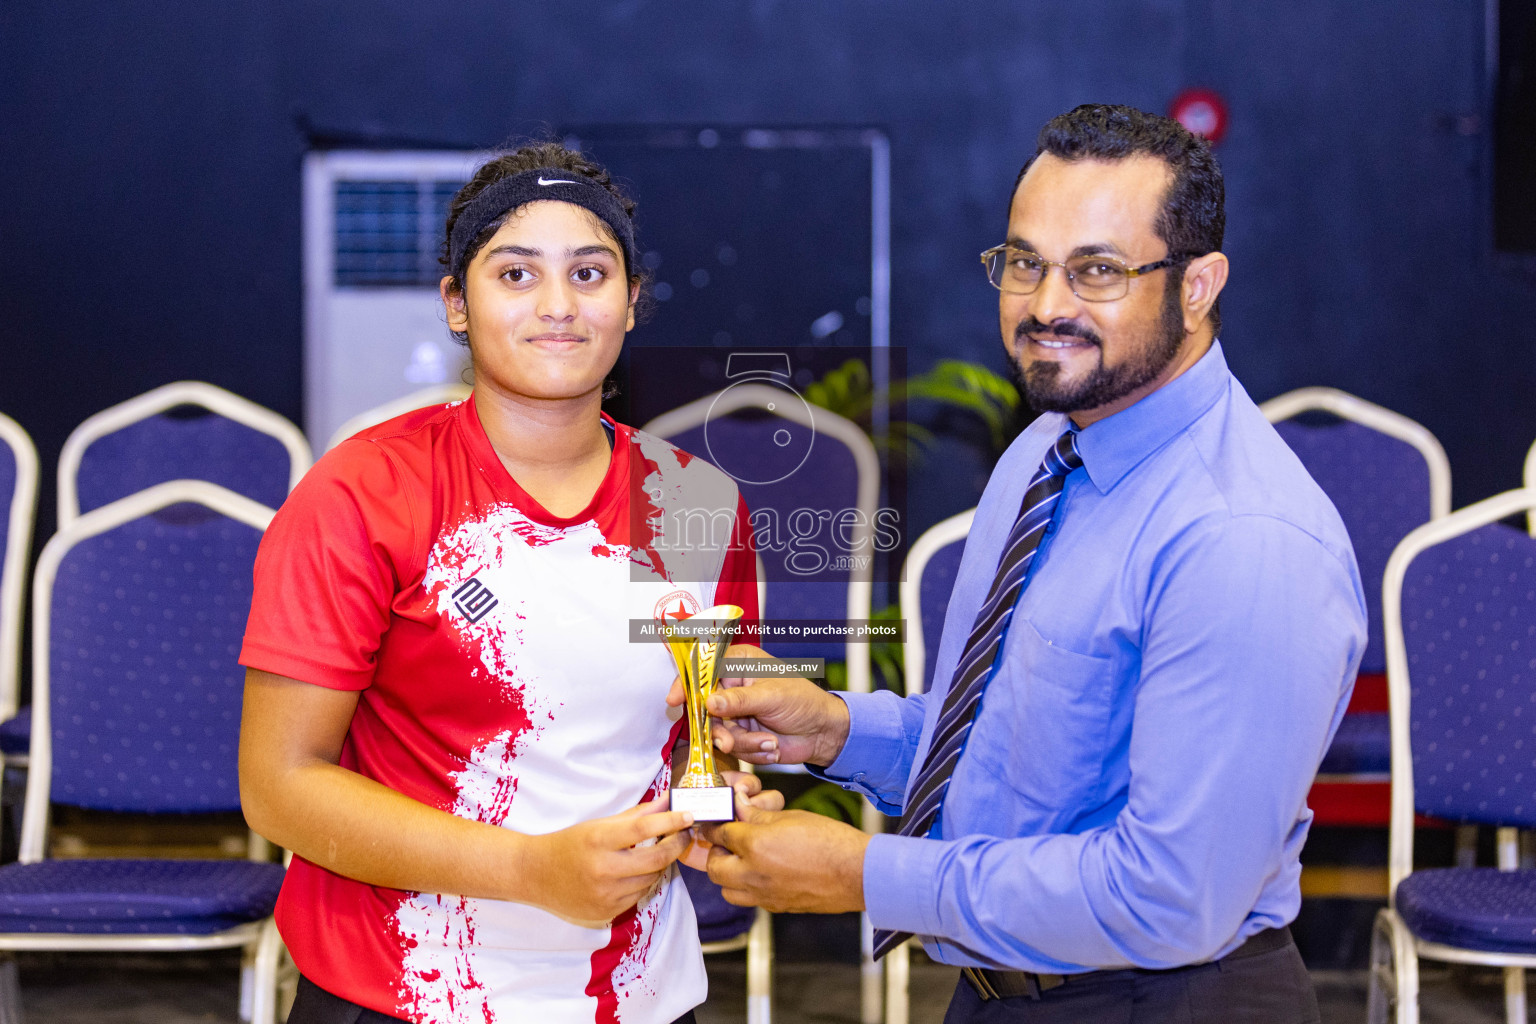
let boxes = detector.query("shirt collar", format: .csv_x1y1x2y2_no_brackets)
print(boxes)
1073,339,1230,494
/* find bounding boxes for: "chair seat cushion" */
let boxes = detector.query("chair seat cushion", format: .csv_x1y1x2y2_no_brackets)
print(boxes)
1317,713,1390,775
0,858,283,935
680,864,755,943
0,707,30,756
1397,868,1536,954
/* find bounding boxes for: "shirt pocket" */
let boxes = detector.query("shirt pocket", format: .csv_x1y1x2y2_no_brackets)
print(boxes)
967,616,1116,823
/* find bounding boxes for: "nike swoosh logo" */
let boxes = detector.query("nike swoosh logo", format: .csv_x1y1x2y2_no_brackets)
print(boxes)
537,177,573,186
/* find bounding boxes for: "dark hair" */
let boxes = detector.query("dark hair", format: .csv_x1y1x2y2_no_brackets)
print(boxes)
441,141,648,344
1016,104,1225,333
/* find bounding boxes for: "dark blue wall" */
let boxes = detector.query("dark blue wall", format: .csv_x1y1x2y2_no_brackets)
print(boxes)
3,1,1533,539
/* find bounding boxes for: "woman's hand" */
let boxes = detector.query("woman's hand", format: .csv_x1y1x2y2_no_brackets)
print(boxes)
243,669,696,917
522,798,694,922
720,768,785,813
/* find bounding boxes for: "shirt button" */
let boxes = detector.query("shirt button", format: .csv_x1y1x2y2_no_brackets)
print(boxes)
853,772,867,783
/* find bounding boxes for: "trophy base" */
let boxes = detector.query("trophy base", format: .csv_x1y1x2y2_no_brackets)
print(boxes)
670,786,735,822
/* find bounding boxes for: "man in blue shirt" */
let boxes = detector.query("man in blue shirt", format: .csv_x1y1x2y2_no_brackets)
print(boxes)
693,105,1366,1021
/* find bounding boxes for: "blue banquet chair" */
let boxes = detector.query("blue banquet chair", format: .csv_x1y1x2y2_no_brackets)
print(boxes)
899,510,973,704
0,383,311,770
679,561,773,1024
679,864,774,1024
1368,486,1536,1024
0,480,286,1024
883,508,973,1024
1261,387,1450,829
0,416,37,775
646,370,881,1023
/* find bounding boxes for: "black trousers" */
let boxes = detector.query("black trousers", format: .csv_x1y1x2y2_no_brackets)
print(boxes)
288,975,699,1024
941,932,1320,1024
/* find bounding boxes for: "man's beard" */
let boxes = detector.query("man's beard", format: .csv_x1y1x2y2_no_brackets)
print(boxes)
1007,276,1187,414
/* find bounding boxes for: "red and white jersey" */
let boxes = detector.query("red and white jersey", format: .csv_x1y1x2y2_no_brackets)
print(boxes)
240,396,758,1024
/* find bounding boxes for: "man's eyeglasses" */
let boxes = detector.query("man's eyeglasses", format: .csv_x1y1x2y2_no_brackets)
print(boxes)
979,245,1193,302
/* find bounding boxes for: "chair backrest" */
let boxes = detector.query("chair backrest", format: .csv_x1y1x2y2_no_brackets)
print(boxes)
899,509,974,698
58,382,310,528
326,382,473,452
20,480,275,863
644,383,879,693
1261,387,1450,675
1383,487,1536,894
0,413,39,722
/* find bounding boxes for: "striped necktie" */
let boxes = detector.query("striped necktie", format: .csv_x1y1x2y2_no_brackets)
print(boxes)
872,429,1082,960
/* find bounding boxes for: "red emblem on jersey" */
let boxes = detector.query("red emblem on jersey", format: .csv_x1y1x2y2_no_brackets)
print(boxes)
654,590,701,621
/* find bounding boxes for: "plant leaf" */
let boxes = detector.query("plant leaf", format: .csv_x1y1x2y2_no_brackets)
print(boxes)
788,781,864,823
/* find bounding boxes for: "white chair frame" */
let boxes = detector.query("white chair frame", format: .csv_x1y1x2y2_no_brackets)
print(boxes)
57,381,312,528
1372,487,1536,1024
1524,439,1536,536
0,414,37,731
325,382,473,452
646,384,881,1022
883,508,975,1024
898,509,976,704
699,908,774,1024
0,480,284,1024
1258,387,1451,520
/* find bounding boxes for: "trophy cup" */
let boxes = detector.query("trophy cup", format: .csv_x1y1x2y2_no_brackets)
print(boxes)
662,603,744,822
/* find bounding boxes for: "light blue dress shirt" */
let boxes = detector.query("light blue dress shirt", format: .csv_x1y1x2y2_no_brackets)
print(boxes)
822,341,1366,974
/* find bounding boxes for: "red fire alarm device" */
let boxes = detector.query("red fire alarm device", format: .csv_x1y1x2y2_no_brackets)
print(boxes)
1169,89,1229,144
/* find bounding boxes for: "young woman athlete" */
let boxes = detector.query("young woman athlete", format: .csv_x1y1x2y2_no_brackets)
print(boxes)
239,143,774,1024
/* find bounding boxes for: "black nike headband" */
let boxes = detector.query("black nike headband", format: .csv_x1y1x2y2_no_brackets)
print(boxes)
447,167,638,283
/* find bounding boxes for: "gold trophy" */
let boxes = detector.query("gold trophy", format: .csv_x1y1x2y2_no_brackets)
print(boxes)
662,603,743,822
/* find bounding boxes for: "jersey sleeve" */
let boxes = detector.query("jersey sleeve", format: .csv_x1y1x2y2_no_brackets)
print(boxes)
714,492,761,647
239,440,419,690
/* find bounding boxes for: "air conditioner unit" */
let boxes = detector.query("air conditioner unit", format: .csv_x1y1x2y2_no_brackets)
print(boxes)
302,150,480,451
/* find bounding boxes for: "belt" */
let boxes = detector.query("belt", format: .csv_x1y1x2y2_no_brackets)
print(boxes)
960,926,1294,1002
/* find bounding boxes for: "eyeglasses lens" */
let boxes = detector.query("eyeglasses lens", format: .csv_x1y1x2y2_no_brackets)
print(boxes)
1065,256,1129,300
985,249,1130,301
983,250,1034,293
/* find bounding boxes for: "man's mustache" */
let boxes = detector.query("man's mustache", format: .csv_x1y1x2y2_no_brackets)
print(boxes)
1013,317,1103,348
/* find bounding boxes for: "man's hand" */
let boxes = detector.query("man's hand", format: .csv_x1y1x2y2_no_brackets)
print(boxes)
698,799,870,914
665,644,850,767
523,798,693,923
679,768,786,871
